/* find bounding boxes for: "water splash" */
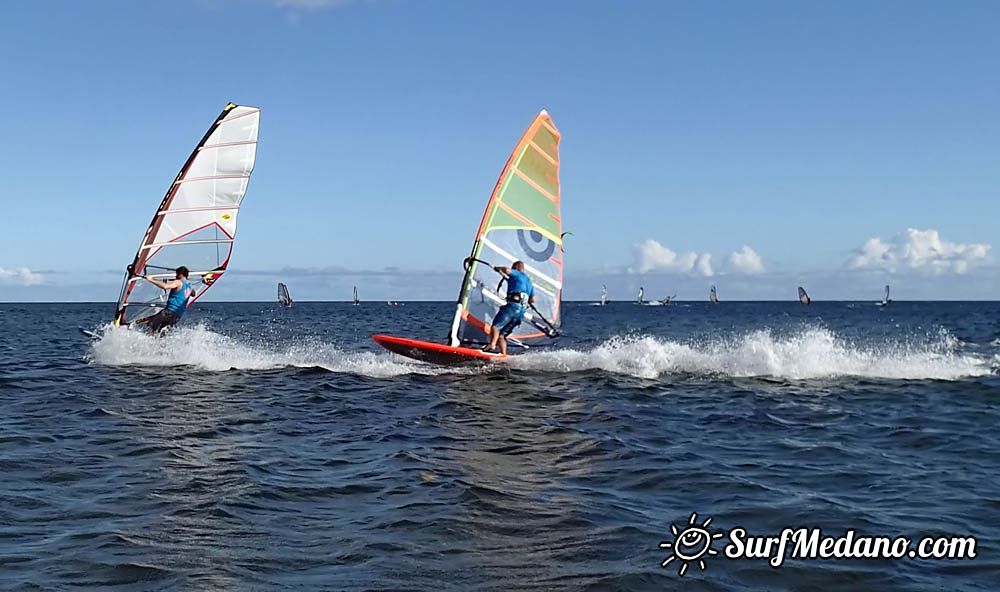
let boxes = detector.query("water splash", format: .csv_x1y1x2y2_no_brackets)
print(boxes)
85,324,451,378
510,327,992,380
86,324,992,381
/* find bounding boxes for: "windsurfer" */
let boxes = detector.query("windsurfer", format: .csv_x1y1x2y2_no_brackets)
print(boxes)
135,266,195,334
481,260,535,355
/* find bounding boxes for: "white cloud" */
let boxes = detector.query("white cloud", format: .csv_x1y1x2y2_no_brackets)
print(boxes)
632,239,713,276
850,228,991,274
0,267,44,286
728,245,765,274
695,253,714,277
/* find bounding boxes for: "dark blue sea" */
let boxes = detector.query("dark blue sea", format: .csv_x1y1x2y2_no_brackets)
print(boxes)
1,301,998,591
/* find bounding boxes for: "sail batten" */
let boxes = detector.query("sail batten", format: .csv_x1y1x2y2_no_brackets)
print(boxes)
114,103,260,326
449,111,563,347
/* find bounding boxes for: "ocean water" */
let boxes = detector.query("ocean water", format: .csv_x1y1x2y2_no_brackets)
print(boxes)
1,301,998,591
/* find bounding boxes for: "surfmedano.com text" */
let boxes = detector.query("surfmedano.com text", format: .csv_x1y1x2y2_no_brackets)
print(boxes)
726,528,977,568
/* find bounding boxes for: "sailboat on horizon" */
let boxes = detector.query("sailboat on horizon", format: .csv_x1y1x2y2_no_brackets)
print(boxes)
798,286,811,305
876,284,891,307
277,282,292,307
592,284,610,306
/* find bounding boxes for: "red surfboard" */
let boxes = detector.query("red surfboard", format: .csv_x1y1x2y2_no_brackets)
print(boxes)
373,334,508,366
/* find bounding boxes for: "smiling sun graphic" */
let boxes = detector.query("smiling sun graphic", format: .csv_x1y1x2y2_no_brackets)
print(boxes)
659,513,724,576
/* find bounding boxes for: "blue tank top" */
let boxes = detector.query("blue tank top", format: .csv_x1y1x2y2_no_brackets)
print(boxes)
506,269,534,300
165,281,191,316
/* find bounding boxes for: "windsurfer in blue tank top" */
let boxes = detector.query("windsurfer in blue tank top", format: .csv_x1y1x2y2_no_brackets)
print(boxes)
482,260,535,355
136,266,195,334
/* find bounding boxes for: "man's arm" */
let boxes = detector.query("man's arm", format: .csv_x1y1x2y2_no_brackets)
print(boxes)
144,276,181,291
493,266,510,277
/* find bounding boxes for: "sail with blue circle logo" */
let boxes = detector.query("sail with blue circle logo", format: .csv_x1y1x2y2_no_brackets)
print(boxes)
449,110,563,347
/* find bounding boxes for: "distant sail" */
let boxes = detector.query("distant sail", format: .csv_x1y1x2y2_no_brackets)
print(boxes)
600,284,608,306
353,286,360,305
278,282,292,306
449,110,563,347
798,286,811,305
637,286,645,304
710,285,719,304
114,103,260,326
883,284,891,305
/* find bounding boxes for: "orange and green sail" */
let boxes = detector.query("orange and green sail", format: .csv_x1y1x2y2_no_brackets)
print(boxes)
449,110,563,347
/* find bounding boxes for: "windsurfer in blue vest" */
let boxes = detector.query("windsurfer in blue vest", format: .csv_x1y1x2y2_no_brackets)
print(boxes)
136,266,195,334
482,260,535,355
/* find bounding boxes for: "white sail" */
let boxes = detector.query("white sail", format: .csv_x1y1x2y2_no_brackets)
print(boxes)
114,103,260,326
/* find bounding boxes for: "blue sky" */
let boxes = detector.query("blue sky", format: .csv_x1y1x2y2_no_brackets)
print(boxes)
1,0,998,301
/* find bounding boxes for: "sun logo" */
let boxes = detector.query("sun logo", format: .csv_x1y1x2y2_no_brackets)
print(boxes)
659,513,724,576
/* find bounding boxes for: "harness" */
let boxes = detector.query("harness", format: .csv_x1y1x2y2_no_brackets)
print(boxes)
507,291,528,305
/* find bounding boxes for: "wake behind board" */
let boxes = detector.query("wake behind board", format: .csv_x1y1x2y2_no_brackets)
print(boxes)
373,334,508,366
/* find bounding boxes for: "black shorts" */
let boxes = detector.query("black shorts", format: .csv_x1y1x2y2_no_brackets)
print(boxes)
143,309,180,334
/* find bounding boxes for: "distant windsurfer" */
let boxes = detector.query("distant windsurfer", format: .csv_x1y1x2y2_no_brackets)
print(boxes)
480,260,535,355
135,266,195,333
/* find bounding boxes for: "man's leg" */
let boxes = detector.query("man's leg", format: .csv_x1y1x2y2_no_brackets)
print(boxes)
146,310,177,335
497,311,522,356
143,311,166,334
485,305,513,351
